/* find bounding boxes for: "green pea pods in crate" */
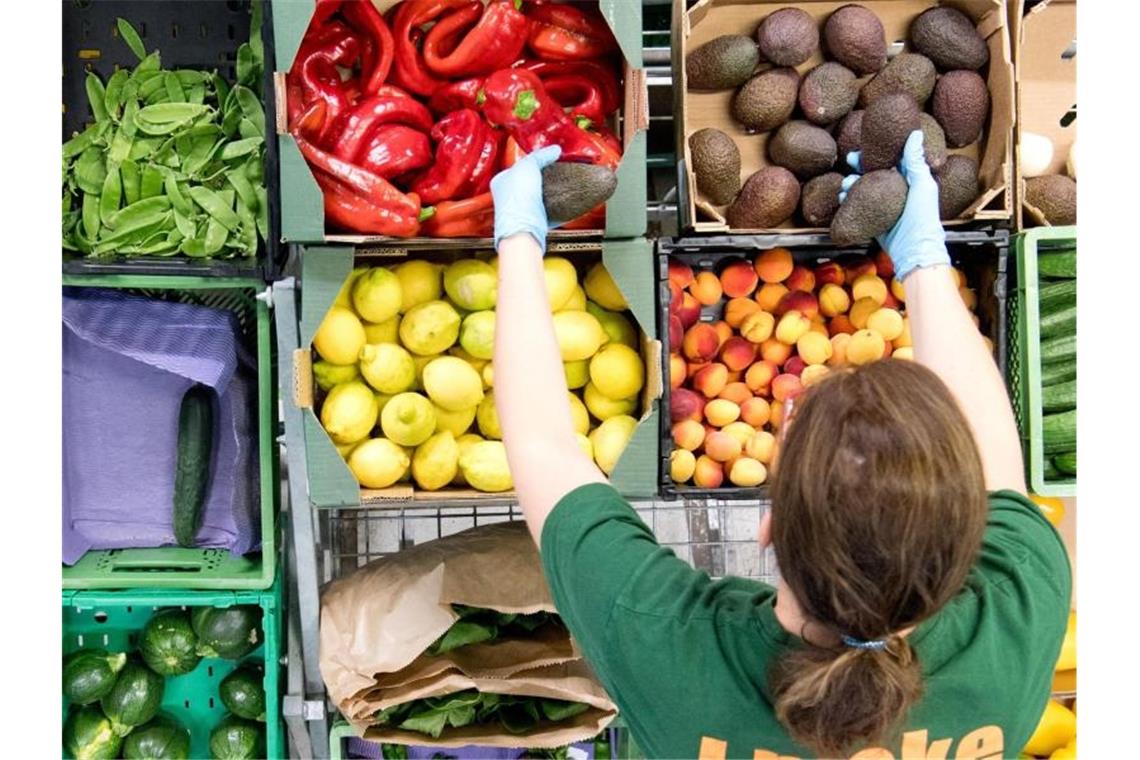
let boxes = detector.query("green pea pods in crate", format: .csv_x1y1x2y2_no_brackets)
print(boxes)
62,584,283,759
1010,226,1077,496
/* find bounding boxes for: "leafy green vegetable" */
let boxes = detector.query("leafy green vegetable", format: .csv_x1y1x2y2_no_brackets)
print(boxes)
373,690,589,739
426,605,564,656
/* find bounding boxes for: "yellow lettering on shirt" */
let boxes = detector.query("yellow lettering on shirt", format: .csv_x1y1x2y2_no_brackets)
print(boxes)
850,749,893,760
715,723,1004,760
954,726,1003,760
753,751,801,760
901,729,952,760
698,736,728,760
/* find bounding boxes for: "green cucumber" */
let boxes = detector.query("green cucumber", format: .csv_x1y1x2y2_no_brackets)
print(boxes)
100,658,164,737
1040,334,1076,365
1040,305,1076,341
140,609,201,677
1054,451,1077,477
1038,280,1077,313
209,714,266,759
64,705,123,760
1041,379,1076,414
173,384,214,548
219,664,267,721
1042,409,1077,455
64,649,127,705
192,605,262,660
1040,360,1076,387
122,714,191,759
1037,250,1077,279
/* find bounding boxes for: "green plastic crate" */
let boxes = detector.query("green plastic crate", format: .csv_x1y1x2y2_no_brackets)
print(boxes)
62,584,284,759
1011,226,1077,497
62,275,278,589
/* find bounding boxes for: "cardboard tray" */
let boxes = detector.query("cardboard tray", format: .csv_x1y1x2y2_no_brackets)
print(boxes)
673,0,1014,235
271,0,649,245
289,239,662,508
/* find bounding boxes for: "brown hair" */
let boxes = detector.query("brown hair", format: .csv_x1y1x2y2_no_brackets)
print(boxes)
769,360,988,757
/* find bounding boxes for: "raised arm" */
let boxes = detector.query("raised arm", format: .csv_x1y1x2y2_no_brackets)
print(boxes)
491,147,606,543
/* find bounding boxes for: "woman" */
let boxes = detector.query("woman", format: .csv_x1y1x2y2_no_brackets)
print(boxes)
489,133,1071,759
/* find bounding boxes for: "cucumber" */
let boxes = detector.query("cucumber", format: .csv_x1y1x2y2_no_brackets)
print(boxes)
1040,360,1076,387
1041,379,1076,413
173,384,214,548
100,658,164,737
64,705,123,760
219,664,267,721
1040,334,1076,365
192,605,262,660
1042,409,1077,455
1054,451,1077,476
140,609,201,677
1037,250,1077,279
122,715,192,760
63,649,127,705
209,714,266,759
1038,280,1077,313
1040,305,1076,341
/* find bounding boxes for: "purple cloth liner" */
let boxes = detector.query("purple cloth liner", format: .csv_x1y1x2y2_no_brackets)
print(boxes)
345,729,617,760
62,288,259,564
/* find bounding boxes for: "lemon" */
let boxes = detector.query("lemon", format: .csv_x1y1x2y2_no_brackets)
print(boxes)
557,285,587,312
1024,700,1076,756
314,306,366,365
334,440,359,460
400,300,461,355
453,433,484,486
575,433,593,459
586,302,638,348
348,438,410,489
314,361,360,392
363,315,400,345
459,311,496,360
422,356,485,411
567,392,590,435
411,354,439,391
333,266,369,310
433,403,476,437
476,392,502,439
412,431,460,491
320,381,379,444
482,363,494,389
443,259,497,310
359,343,415,395
380,392,437,447
584,262,627,310
352,268,403,323
563,360,590,390
589,414,637,474
375,393,393,415
553,311,608,361
459,440,513,492
589,343,645,400
393,260,442,313
584,382,637,421
543,257,578,310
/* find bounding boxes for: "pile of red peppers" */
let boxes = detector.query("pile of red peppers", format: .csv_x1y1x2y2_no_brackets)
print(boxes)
287,0,624,238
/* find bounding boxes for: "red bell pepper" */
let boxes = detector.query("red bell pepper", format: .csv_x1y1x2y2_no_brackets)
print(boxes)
327,87,434,162
427,77,485,115
540,73,607,125
391,0,470,97
420,193,495,237
481,68,621,169
292,100,329,143
524,2,617,61
357,125,433,180
411,109,500,204
519,59,621,117
340,0,395,93
289,23,362,143
423,0,529,78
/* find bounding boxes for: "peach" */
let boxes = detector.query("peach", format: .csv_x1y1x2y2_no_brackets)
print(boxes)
704,431,743,463
725,369,743,384
668,258,695,290
676,292,701,328
881,290,902,310
851,274,888,305
670,448,696,483
842,255,877,284
754,248,794,284
741,396,771,427
745,360,778,393
772,373,804,402
801,364,830,387
829,333,851,366
892,346,915,361
873,249,895,278
848,297,880,330
712,320,733,347
760,338,793,366
783,355,806,377
959,287,977,311
693,455,724,488
893,318,913,349
720,259,759,298
740,310,775,344
668,280,683,313
669,353,687,389
668,314,684,350
814,261,845,287
829,314,856,336
720,336,756,371
890,277,906,303
719,381,752,405
729,457,768,487
745,430,776,464
687,361,709,380
692,363,729,398
818,283,851,318
690,270,723,306
797,331,833,365
775,310,812,345
721,421,757,447
785,264,816,293
775,290,820,320
672,419,706,451
670,387,705,423
866,307,904,341
705,398,741,427
755,282,789,313
847,329,886,365
724,297,760,329
682,323,720,363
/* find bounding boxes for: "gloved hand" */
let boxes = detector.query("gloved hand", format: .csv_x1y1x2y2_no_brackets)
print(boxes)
841,130,949,281
491,144,562,251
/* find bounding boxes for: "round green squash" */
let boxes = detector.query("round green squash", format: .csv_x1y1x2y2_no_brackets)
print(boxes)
63,649,127,705
140,609,201,676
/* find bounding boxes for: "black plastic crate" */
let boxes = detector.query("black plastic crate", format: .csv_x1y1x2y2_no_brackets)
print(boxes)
656,230,1010,501
61,0,284,281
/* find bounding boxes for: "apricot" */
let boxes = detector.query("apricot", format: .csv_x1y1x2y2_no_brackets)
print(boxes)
721,421,757,447
704,431,743,463
848,297,880,330
881,290,902,310
668,280,683,313
881,340,893,359
772,373,804,402
775,310,812,345
705,398,741,427
775,290,820,320
745,360,778,393
809,320,829,338
740,396,771,427
728,457,767,487
682,322,720,363
814,261,845,287
669,387,705,423
892,346,914,361
668,258,695,290
783,356,806,377
676,292,702,328
800,364,830,387
725,369,743,383
866,307,904,341
693,455,724,488
785,264,816,293
692,363,729,398
690,270,723,306
890,277,906,303
760,338,793,366
668,314,683,350
687,361,709,380
818,283,851,318
712,320,733,347
842,256,876,284
769,400,785,429
797,331,833,365
755,282,789,312
724,297,760,329
718,381,752,405
672,419,706,451
669,353,687,389
754,248,794,284
851,274,888,305
720,259,759,298
740,310,775,344
829,333,851,366
893,317,913,349
720,336,756,371
873,249,894,278
829,314,856,336
745,431,776,464
670,448,696,483
847,329,886,365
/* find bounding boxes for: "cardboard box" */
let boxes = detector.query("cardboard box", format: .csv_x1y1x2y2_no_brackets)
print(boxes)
271,0,648,245
1013,0,1076,229
673,0,1014,234
292,239,661,508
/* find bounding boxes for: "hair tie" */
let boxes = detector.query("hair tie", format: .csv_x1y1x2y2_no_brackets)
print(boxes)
840,634,888,651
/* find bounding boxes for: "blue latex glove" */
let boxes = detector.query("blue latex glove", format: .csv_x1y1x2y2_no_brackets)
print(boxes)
491,144,563,251
841,130,949,281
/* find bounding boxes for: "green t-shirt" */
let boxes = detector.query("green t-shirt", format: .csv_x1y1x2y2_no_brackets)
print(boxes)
541,484,1071,760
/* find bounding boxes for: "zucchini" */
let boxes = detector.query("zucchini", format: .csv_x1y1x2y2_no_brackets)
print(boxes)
1054,451,1077,477
209,714,266,760
173,384,214,548
1040,305,1076,341
1042,409,1077,455
100,658,164,737
1040,334,1076,365
1041,379,1076,413
1038,280,1077,313
1037,250,1077,279
140,609,201,677
192,605,262,660
64,705,123,760
122,715,191,760
63,649,127,705
1040,360,1076,387
219,664,267,721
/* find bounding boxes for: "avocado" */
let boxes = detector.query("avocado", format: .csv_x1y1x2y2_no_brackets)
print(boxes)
934,154,979,220
769,120,837,179
861,93,921,172
756,7,819,67
835,110,863,166
919,113,948,172
830,169,908,245
727,167,801,229
1025,175,1077,226
823,5,887,76
798,62,858,126
689,128,742,206
801,172,845,226
932,70,989,148
733,68,800,133
910,7,989,71
858,53,937,107
542,163,618,223
687,35,760,90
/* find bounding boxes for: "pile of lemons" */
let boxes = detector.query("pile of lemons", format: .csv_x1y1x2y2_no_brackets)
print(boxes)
312,256,645,493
